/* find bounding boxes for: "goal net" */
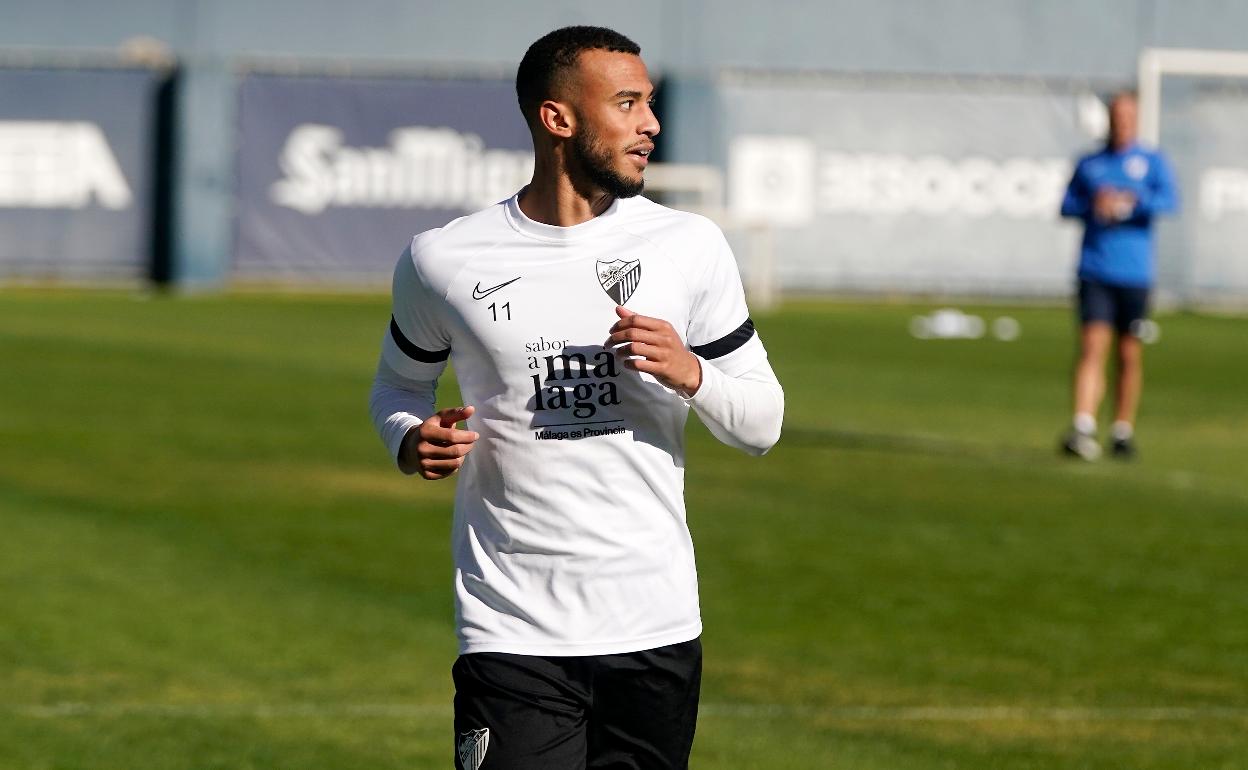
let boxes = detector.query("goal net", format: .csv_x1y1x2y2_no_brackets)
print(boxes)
1139,48,1248,307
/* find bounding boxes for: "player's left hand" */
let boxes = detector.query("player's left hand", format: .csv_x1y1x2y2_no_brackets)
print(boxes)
1113,190,1137,219
605,306,702,396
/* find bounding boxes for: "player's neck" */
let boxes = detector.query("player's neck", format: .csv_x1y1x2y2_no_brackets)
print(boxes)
518,157,615,227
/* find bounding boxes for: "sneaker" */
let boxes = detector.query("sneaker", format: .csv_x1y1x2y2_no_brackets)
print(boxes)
1062,429,1102,461
1111,437,1136,460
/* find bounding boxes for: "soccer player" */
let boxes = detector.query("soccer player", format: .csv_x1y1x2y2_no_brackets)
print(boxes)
368,26,783,769
1059,90,1178,460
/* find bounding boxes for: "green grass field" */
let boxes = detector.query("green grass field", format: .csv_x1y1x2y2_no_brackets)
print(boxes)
2,290,1246,769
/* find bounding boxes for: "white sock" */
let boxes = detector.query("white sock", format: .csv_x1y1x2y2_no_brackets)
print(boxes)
1073,413,1097,435
1111,421,1134,441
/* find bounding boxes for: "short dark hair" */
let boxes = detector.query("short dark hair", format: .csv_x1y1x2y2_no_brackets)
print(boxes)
516,26,641,120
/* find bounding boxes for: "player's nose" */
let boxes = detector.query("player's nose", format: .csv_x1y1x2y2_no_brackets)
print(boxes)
639,104,660,138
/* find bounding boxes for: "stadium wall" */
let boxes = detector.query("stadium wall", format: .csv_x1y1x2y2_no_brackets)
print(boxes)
2,0,1247,298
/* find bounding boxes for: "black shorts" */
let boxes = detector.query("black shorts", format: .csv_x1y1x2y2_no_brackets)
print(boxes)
1078,278,1150,335
452,638,702,770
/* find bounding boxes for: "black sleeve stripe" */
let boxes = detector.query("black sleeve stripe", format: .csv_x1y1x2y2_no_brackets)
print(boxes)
389,316,450,363
690,318,756,360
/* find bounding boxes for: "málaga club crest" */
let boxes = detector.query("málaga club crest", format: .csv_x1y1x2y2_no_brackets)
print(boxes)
457,728,489,770
597,258,641,304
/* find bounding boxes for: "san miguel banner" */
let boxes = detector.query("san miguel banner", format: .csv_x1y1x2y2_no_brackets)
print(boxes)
233,73,534,281
0,66,163,281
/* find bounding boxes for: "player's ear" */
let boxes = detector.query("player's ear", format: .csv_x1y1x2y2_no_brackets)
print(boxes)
538,99,574,139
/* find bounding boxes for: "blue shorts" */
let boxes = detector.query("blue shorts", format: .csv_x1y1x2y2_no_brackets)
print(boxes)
1078,279,1150,336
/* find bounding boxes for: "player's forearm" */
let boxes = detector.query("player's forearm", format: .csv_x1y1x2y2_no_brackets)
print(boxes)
1059,182,1090,219
685,357,783,456
1059,197,1089,219
1133,186,1179,218
369,360,438,471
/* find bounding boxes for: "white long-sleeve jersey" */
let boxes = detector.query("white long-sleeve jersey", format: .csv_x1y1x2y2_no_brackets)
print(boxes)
370,192,783,656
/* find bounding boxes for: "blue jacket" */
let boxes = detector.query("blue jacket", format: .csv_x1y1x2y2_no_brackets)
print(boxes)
1060,142,1179,288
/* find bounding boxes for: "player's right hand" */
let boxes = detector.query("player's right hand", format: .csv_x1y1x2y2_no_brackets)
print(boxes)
1093,187,1135,223
1092,188,1118,223
404,405,478,480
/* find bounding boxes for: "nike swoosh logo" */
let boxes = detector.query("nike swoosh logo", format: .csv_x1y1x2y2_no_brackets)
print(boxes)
472,276,521,300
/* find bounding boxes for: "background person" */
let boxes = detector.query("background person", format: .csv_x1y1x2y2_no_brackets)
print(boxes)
1059,90,1179,460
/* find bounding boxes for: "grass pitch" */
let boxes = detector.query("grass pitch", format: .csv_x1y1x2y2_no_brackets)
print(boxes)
1,290,1246,769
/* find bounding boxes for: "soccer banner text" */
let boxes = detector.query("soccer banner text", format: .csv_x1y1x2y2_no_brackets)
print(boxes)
723,75,1096,296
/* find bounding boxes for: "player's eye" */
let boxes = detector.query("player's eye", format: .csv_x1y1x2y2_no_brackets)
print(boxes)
619,99,634,110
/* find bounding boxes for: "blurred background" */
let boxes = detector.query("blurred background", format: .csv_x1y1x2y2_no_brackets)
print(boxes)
3,2,1247,769
3,0,1248,302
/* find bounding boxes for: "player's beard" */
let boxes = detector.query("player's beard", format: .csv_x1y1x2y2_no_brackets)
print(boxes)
571,125,645,199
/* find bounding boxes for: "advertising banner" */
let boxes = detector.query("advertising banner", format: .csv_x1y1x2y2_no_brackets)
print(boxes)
0,66,162,281
234,73,533,281
723,74,1104,296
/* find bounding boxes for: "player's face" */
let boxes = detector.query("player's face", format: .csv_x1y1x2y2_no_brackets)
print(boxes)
1109,95,1138,150
568,50,659,198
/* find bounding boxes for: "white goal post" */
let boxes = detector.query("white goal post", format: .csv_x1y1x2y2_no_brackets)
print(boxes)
1138,47,1248,145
